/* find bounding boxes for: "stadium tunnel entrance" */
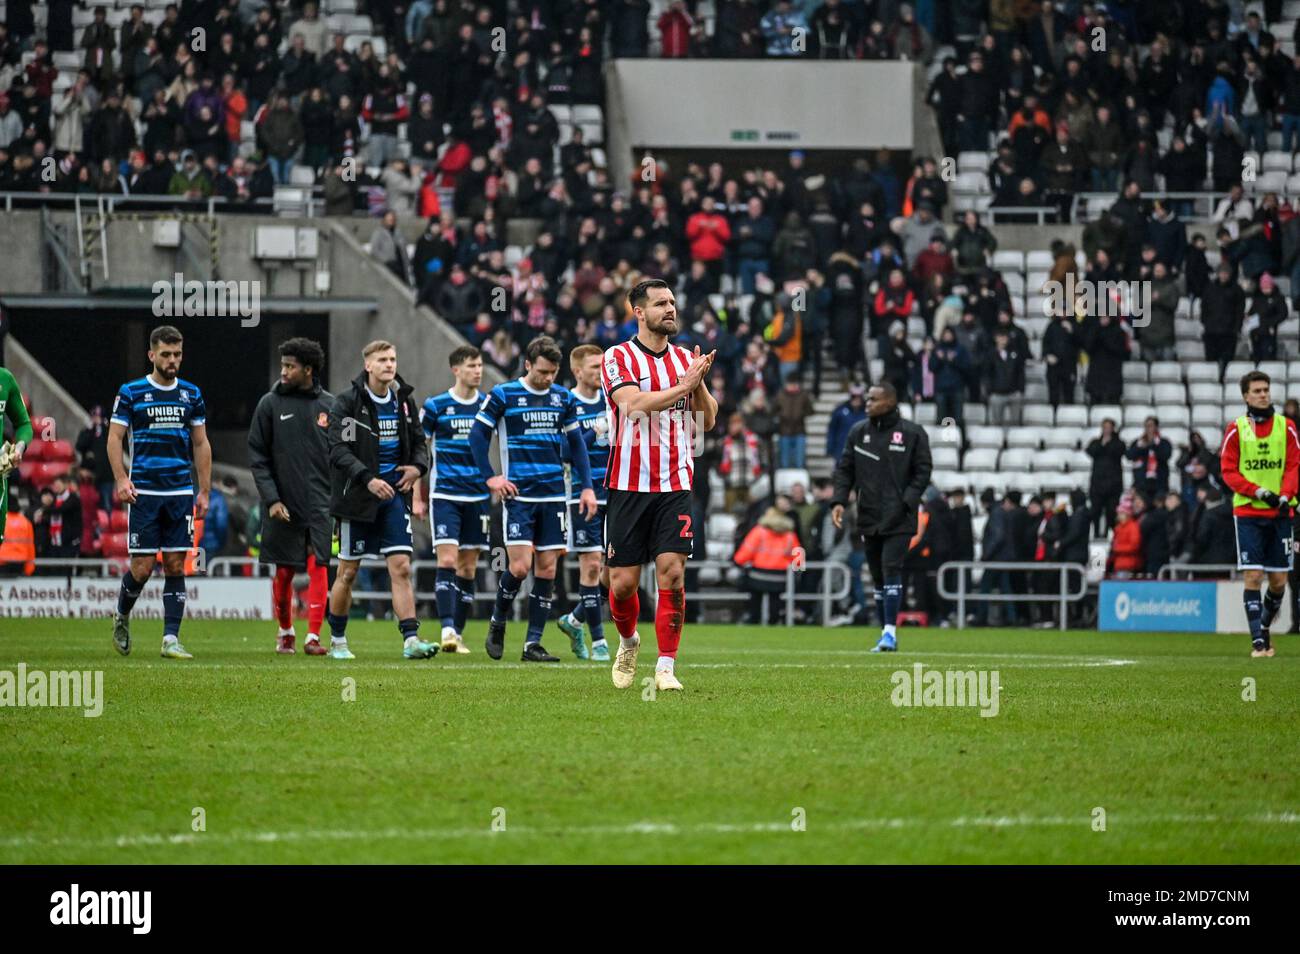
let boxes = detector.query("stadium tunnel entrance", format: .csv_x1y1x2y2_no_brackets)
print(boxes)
4,303,330,468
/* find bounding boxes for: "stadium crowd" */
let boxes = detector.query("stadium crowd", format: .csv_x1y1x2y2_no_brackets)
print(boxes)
4,0,1300,627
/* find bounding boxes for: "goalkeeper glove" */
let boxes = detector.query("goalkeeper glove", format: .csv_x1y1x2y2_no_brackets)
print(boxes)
1257,488,1284,509
0,442,14,478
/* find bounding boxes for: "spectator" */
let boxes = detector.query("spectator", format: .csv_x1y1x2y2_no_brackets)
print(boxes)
75,405,114,512
776,378,814,469
658,1,695,58
30,476,81,561
951,209,996,278
370,209,413,286
720,411,763,512
1107,498,1143,577
168,149,212,199
928,326,970,430
1190,486,1236,568
956,49,998,152
259,93,304,185
733,505,801,624
984,328,1025,427
1127,416,1173,500
322,162,356,216
289,1,330,59
685,195,731,283
882,321,916,402
974,494,1020,627
80,6,115,88
1041,311,1079,408
610,0,652,58
1081,313,1127,404
51,73,90,157
482,328,519,375
90,91,136,163
201,478,231,556
1200,261,1245,375
760,0,808,57
771,212,817,283
1282,52,1300,153
1245,272,1288,361
1165,491,1190,562
826,384,866,461
1086,418,1126,535
733,196,775,294
871,268,914,341
1238,58,1275,153
381,159,420,218
1143,261,1180,362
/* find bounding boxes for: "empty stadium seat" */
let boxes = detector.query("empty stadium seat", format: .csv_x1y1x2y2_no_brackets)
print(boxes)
31,462,69,488
1043,427,1084,450
1055,406,1088,427
1088,405,1123,426
773,469,811,495
1125,383,1153,403
1156,406,1191,428
931,446,959,470
1185,362,1220,383
1006,428,1046,449
1225,361,1257,381
1022,405,1053,426
101,533,130,559
1148,362,1183,383
1025,250,1054,271
963,448,1000,471
913,404,937,424
1188,381,1220,403
1152,382,1186,403
999,448,1035,470
1263,150,1294,173
966,425,1004,448
1122,363,1149,383
992,250,1024,271
1123,404,1157,426
110,510,128,532
957,151,990,172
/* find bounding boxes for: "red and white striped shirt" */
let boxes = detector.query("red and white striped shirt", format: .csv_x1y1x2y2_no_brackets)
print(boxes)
601,338,696,493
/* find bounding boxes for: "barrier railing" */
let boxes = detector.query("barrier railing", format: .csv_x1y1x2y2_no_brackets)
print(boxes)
937,561,1088,631
1157,563,1243,580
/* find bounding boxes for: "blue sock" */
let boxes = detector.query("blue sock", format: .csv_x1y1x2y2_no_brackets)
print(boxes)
117,572,146,616
1262,587,1284,628
399,616,420,642
435,567,457,629
454,575,475,633
327,612,348,641
1244,589,1263,642
527,577,554,645
883,577,902,630
493,571,523,622
873,588,884,626
581,584,604,641
162,575,186,639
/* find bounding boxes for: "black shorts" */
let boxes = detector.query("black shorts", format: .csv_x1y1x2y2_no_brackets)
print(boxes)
605,488,694,568
259,511,333,568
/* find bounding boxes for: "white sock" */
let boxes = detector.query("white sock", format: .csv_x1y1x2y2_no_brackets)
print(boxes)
883,624,896,638
331,635,347,647
278,626,295,637
306,633,320,642
162,634,178,646
404,635,420,648
592,637,608,648
441,626,456,640
620,631,639,649
656,656,675,674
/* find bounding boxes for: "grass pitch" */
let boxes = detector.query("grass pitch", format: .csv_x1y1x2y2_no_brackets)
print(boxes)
0,619,1297,864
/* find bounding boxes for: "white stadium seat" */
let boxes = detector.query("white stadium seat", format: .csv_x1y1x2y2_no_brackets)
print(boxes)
1088,404,1124,426
1055,406,1088,427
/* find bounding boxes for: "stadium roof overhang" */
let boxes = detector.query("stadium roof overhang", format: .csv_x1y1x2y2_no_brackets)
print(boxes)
0,294,378,314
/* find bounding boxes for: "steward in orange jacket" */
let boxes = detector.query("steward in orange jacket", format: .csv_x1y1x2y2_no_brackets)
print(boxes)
734,507,802,625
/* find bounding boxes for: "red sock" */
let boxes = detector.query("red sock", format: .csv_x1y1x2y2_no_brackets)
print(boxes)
609,590,640,640
656,588,684,658
272,565,295,628
306,554,328,636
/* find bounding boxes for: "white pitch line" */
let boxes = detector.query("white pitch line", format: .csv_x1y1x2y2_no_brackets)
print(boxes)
2,812,1297,852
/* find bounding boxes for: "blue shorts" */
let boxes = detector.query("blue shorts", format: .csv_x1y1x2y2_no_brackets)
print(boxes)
503,499,567,551
431,497,490,550
128,493,194,554
567,501,606,553
339,493,413,561
1234,513,1294,572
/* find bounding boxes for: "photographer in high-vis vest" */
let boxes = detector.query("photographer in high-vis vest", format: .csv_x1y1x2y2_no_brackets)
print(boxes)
1219,370,1300,658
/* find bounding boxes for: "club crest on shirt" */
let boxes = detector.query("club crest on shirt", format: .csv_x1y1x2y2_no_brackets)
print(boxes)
317,412,328,428
892,431,903,444
179,391,190,403
551,393,563,406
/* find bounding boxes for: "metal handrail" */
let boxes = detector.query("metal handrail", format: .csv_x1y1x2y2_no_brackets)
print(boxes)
1070,190,1232,224
983,205,1060,225
937,560,1088,631
1157,562,1243,580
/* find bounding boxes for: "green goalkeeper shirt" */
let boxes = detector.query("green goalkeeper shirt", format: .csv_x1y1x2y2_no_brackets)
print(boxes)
0,366,35,454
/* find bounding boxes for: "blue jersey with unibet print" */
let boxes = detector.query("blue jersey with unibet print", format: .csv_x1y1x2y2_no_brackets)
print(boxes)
368,386,401,479
421,389,488,501
110,375,206,494
475,379,579,501
566,388,609,503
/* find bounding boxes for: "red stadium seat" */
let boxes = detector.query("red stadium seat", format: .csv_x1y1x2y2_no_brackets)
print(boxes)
31,462,70,489
28,416,55,441
96,510,110,531
47,440,75,463
109,509,128,532
896,611,929,627
23,439,51,461
100,532,130,558
17,460,38,484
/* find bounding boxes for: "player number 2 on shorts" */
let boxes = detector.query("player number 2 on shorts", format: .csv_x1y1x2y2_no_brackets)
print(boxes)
678,514,693,538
